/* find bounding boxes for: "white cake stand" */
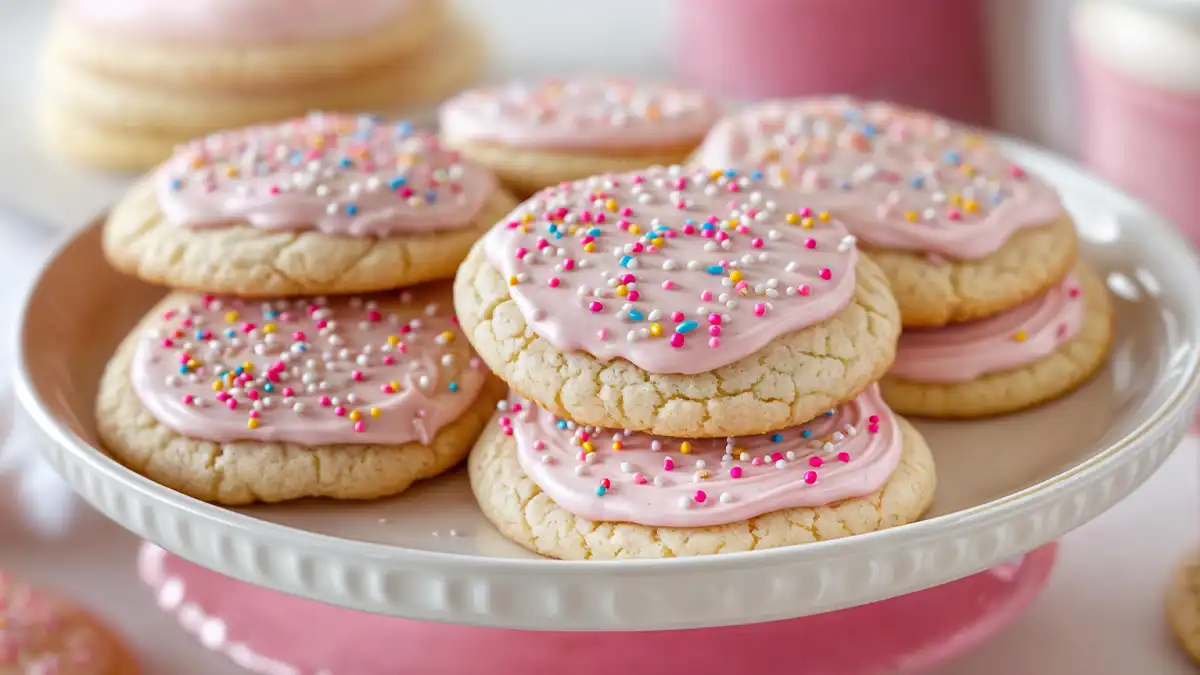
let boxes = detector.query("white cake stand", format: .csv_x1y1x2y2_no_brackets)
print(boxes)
14,140,1200,633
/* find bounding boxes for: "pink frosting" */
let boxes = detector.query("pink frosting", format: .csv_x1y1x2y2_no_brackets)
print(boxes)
503,386,902,527
129,291,488,446
890,273,1084,383
695,98,1067,259
483,166,859,375
439,77,721,149
155,113,495,237
0,572,121,674
64,0,418,43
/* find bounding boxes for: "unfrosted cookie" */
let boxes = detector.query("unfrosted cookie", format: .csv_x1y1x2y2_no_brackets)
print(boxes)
48,0,444,90
469,386,935,559
880,263,1112,418
102,114,516,296
454,167,901,439
1167,550,1200,665
440,78,721,197
40,24,483,172
96,285,505,505
694,97,1077,327
0,572,139,675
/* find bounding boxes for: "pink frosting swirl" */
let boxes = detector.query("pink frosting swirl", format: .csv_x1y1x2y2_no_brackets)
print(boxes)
155,113,495,237
890,273,1084,383
129,291,488,446
483,166,859,374
695,98,1067,259
502,386,902,527
440,77,720,150
64,0,419,43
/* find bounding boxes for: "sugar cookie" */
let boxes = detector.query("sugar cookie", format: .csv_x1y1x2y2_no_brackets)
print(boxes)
1167,549,1200,665
96,285,505,505
0,572,139,675
454,166,901,438
469,387,935,559
880,263,1112,418
440,78,720,196
694,97,1077,326
102,114,516,296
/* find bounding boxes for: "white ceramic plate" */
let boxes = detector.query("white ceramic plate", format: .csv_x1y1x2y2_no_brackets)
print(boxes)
14,140,1200,631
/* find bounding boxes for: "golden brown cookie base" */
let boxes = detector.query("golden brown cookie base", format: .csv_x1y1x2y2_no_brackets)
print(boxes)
880,262,1113,419
454,244,902,439
1168,550,1200,666
469,411,936,560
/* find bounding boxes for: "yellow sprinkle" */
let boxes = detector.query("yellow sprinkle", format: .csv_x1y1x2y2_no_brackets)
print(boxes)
225,167,239,178
964,199,980,213
778,168,791,182
785,213,800,225
583,441,595,453
729,218,740,228
1014,330,1028,343
950,194,963,206
225,311,239,323
567,226,578,236
649,322,664,338
615,285,629,297
961,164,976,177
508,275,520,286
521,213,535,223
262,323,277,334
818,211,831,222
710,169,724,180
349,410,362,422
440,330,456,344
387,335,400,347
680,441,692,454
629,224,641,235
612,441,623,451
247,418,259,430
801,217,814,229
904,211,919,222
697,470,710,479
605,199,618,211
211,381,224,391
241,361,254,372
370,407,381,418
186,359,199,369
583,242,597,253
389,380,400,391
651,237,665,248
729,270,744,283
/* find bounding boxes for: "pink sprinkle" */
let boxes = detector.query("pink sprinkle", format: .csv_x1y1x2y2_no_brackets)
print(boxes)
798,284,811,296
735,281,749,293
948,210,963,221
771,452,784,463
502,426,514,436
282,387,296,398
809,456,824,468
351,370,364,381
564,258,576,270
381,384,395,394
709,325,722,337
598,328,609,340
683,223,696,235
268,185,281,195
226,399,238,410
694,490,708,503
600,478,611,489
804,238,817,249
367,310,382,322
1010,166,1026,179
663,457,675,471
161,338,174,348
596,213,607,224
708,337,720,348
621,207,634,216
715,232,729,243
837,452,851,462
803,471,818,485
670,311,684,322
588,301,604,313
751,238,764,248
620,274,636,284
512,403,524,413
627,291,641,302
182,394,195,405
247,390,260,401
1068,287,1080,298
515,247,528,259
319,396,332,407
753,303,766,317
707,313,722,325
799,207,812,217
669,333,685,348
249,410,260,419
701,290,713,301
354,422,366,433
868,415,880,423
383,355,396,365
868,424,880,433
216,392,229,402
1057,322,1069,337
335,406,347,417
662,280,675,290
536,238,550,250
177,354,190,364
818,268,832,280
633,473,648,485
729,466,743,479
241,322,257,334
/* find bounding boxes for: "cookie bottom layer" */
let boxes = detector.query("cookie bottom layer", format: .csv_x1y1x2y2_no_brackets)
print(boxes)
468,411,936,559
96,325,508,505
444,137,702,198
880,262,1113,418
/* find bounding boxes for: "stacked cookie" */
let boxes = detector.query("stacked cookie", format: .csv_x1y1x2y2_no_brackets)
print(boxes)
95,113,516,504
456,166,938,559
439,77,721,198
696,98,1114,418
41,0,481,171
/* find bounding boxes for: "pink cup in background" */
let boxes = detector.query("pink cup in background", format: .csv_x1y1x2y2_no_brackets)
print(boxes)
671,0,993,125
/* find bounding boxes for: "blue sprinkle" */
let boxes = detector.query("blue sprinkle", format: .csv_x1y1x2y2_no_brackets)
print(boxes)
619,256,634,268
234,366,245,375
724,169,736,178
701,222,716,231
223,329,236,338
265,310,279,319
751,170,764,181
627,310,644,321
552,231,564,239
178,365,189,374
863,124,878,137
264,383,275,392
596,486,608,497
910,176,925,189
654,224,671,232
556,419,568,430
389,177,407,190
706,265,724,275
683,219,696,226
395,121,415,136
346,205,359,216
587,227,601,236
339,158,353,168
943,150,961,165
824,409,835,417
676,320,698,334
196,331,207,340
801,430,813,438
170,179,183,190
449,382,459,392
771,433,783,442
294,344,308,352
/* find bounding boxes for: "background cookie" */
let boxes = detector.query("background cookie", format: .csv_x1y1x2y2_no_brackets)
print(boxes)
880,262,1112,418
469,409,936,559
96,289,506,505
0,572,139,675
1167,550,1200,665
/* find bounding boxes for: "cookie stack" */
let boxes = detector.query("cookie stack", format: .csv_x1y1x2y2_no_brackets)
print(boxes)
456,166,938,560
695,98,1114,418
95,113,516,504
41,0,482,171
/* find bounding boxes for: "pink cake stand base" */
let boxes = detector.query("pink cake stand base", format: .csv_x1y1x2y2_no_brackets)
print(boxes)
138,542,1057,675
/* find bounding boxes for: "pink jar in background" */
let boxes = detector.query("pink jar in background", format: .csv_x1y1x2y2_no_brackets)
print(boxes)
1073,0,1200,244
671,0,993,125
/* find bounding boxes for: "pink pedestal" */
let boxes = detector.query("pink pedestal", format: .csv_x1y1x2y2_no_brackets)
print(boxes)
139,543,1057,675
672,0,993,125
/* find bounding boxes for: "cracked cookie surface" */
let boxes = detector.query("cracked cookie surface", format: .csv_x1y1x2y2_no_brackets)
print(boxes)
455,244,901,438
880,261,1112,418
868,216,1078,327
95,292,507,505
469,409,935,559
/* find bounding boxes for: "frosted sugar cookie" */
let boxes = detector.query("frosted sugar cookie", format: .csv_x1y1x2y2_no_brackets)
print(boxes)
880,264,1112,418
469,386,936,559
439,77,721,196
1168,550,1200,665
695,98,1078,327
454,166,901,439
0,571,139,675
96,284,505,504
102,113,516,296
